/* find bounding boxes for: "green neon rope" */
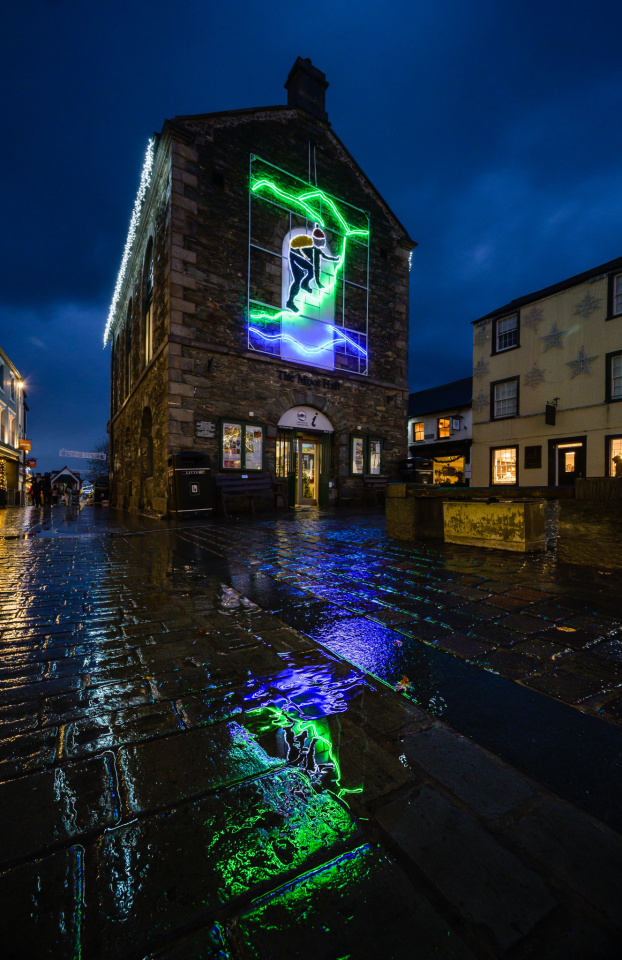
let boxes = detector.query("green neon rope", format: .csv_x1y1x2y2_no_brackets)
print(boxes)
251,178,369,240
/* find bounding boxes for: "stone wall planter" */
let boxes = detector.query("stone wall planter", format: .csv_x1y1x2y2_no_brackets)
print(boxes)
385,485,444,540
443,500,546,553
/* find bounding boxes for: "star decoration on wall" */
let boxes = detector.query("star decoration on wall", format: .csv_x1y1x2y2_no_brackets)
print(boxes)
574,291,602,320
524,363,546,388
522,305,544,331
474,325,490,347
473,357,489,380
539,322,567,351
566,346,599,378
472,390,489,412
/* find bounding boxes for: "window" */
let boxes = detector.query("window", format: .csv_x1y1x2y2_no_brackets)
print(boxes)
276,431,291,478
437,418,450,438
369,439,382,475
112,336,119,415
492,378,518,419
0,363,4,392
606,351,622,401
350,435,382,475
607,436,622,477
351,436,365,475
221,421,264,471
524,446,542,469
10,376,15,402
494,314,518,352
608,273,622,318
491,447,518,485
143,239,154,367
412,421,424,442
125,299,133,396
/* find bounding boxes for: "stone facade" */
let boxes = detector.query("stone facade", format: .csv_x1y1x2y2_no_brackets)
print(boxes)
107,59,415,515
471,255,622,488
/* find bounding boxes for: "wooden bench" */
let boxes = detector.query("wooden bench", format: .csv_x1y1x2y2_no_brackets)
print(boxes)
363,474,392,506
214,473,286,516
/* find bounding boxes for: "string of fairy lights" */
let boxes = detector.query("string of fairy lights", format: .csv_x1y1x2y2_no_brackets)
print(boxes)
103,139,155,345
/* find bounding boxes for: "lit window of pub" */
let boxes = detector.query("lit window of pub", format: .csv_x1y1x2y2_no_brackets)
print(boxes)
412,421,424,442
609,437,622,477
496,314,518,352
492,447,517,484
438,418,450,438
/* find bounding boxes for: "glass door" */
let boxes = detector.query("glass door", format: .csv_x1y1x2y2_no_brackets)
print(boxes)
298,442,317,504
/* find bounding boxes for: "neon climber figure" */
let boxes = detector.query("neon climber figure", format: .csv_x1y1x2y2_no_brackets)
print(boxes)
286,227,339,313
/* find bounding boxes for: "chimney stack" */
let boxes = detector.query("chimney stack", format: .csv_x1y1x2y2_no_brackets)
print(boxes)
285,57,329,121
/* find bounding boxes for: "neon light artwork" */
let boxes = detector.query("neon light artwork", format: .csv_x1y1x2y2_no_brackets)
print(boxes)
248,155,370,374
248,325,367,357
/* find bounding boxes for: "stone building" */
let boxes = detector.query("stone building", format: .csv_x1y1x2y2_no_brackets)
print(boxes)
105,58,415,515
407,377,472,485
0,346,28,505
470,254,622,487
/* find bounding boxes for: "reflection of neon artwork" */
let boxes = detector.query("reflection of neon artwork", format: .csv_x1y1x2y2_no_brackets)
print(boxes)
248,705,363,803
248,325,367,357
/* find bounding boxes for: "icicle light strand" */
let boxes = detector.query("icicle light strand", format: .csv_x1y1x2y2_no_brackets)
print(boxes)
103,139,155,345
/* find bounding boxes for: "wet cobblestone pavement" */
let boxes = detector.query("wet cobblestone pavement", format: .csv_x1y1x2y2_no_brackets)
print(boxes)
1,505,622,958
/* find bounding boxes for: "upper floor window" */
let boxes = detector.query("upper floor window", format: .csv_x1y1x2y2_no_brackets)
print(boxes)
412,421,424,442
494,314,519,352
437,418,450,438
608,273,622,318
606,351,622,401
0,363,4,392
492,378,518,419
10,376,15,401
142,239,154,367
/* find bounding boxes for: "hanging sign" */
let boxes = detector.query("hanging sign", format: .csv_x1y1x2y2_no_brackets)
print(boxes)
19,439,31,451
27,458,37,468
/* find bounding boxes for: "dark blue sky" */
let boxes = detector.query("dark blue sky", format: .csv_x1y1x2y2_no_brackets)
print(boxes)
3,0,622,470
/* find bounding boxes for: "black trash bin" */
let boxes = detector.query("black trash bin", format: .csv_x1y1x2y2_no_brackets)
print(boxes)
168,452,212,516
93,480,110,504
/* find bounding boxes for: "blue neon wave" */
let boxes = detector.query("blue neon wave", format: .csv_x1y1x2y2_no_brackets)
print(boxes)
248,326,368,357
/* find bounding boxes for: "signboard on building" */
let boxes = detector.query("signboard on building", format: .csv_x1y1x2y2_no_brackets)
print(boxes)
26,458,37,468
19,439,31,451
195,421,216,439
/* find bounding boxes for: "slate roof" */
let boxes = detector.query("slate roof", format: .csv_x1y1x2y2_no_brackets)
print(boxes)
408,377,473,417
473,254,622,323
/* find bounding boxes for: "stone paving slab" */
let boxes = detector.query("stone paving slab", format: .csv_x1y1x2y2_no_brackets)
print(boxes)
377,784,557,953
0,755,118,866
232,844,477,960
1,506,622,958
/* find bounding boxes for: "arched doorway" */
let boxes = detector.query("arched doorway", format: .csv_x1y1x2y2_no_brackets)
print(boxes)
277,406,334,507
